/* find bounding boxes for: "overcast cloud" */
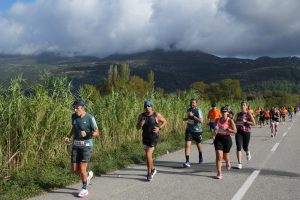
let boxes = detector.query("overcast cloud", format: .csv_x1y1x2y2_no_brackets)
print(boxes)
0,0,299,58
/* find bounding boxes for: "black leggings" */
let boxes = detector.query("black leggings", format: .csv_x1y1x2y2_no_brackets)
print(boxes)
235,131,251,152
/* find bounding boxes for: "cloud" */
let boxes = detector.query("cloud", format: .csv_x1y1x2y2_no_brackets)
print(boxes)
0,0,299,57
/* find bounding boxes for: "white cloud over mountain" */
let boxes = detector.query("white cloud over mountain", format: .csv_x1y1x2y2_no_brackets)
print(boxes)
0,0,299,57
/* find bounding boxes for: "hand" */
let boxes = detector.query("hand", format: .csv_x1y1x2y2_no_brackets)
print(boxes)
153,126,160,133
81,131,87,137
64,137,70,144
188,112,194,117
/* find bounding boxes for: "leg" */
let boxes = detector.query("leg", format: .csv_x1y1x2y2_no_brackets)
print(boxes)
235,132,243,165
71,148,81,175
196,141,203,163
236,151,242,165
145,147,155,173
80,162,88,183
185,141,192,161
224,136,232,170
242,132,251,153
216,150,223,177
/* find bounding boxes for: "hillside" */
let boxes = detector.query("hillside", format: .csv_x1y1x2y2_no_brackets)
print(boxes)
1,50,300,92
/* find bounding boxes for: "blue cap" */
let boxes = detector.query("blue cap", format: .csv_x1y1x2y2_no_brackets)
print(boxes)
144,100,153,107
73,100,85,107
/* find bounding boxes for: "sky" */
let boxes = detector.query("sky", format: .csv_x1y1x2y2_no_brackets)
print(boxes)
0,0,300,58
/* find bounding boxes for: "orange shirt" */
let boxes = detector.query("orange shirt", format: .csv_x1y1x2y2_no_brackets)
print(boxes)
207,108,222,122
265,110,270,118
248,109,254,116
255,109,261,116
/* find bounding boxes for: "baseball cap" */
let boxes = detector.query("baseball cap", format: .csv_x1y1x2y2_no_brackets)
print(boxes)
144,100,153,107
72,100,85,107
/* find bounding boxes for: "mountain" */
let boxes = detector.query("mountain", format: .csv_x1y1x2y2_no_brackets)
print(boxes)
1,50,300,92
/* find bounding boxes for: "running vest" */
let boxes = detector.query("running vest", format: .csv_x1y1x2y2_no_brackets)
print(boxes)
142,112,159,138
216,118,231,135
236,112,251,133
186,108,203,132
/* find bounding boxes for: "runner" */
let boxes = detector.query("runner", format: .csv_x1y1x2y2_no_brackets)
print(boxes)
264,108,270,125
270,107,280,137
214,106,237,179
64,100,100,198
294,106,298,115
255,107,261,122
225,104,234,119
288,106,294,121
207,102,222,144
247,105,254,117
235,101,256,169
136,100,167,181
183,98,204,167
258,109,265,128
279,106,287,124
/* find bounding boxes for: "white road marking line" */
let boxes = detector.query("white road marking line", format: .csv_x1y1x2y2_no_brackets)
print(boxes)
282,132,287,137
231,170,260,200
271,143,280,152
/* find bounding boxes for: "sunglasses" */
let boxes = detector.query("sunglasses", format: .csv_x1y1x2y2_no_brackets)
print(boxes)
144,105,152,108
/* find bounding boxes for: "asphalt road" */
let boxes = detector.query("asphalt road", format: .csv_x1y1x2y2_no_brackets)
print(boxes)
31,114,300,200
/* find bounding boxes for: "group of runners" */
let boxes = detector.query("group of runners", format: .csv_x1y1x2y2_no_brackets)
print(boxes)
253,106,298,136
64,99,298,197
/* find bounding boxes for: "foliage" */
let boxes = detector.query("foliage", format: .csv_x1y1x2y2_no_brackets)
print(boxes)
189,79,243,101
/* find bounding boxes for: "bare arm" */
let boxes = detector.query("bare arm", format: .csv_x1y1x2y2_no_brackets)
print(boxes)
228,119,237,134
92,129,100,137
64,127,74,143
153,112,168,133
189,110,204,124
193,115,204,124
136,114,145,130
247,112,256,126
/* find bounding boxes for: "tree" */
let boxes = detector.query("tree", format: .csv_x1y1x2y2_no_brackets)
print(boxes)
128,76,149,97
189,81,208,100
147,70,155,93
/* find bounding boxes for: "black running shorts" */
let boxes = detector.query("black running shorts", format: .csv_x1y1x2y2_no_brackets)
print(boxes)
71,147,93,163
185,130,202,143
214,134,232,153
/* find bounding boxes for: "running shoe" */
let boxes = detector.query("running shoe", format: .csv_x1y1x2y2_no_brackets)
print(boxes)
226,161,231,171
271,134,274,137
147,172,152,181
199,157,204,164
78,188,89,198
274,132,277,136
246,152,251,161
87,171,93,185
237,163,242,169
150,168,157,180
183,161,191,168
216,173,223,179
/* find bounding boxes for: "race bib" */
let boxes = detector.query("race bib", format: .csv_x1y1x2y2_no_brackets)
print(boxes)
218,128,227,134
236,121,244,126
187,119,195,125
73,140,85,147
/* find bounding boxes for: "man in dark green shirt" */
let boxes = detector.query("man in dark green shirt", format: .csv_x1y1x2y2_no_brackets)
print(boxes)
65,100,100,198
183,98,204,167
